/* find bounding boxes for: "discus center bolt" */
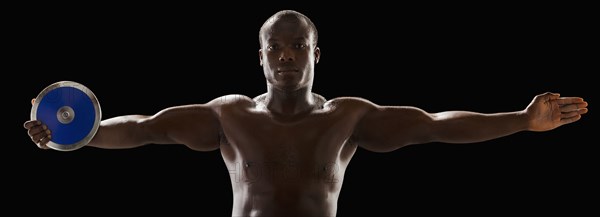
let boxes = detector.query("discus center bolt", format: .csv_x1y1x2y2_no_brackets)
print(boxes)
57,106,75,124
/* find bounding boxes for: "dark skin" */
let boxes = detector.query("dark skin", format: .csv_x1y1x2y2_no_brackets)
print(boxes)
25,12,588,217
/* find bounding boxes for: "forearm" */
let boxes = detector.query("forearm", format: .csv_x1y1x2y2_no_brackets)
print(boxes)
431,110,529,143
87,115,151,149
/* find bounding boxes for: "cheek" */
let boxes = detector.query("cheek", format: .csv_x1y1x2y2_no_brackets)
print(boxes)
264,55,279,66
301,52,312,61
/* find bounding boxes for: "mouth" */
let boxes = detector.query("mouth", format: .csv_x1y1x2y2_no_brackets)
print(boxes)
277,69,299,74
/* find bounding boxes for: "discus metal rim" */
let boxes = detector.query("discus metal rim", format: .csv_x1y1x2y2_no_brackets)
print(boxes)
30,81,102,151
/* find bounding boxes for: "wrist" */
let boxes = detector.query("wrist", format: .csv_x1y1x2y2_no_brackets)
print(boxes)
517,110,531,131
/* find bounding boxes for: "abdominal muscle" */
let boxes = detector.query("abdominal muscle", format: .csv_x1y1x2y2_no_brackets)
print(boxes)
229,161,343,217
231,180,340,217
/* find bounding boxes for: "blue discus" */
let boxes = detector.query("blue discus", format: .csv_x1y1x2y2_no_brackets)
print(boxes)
31,81,101,151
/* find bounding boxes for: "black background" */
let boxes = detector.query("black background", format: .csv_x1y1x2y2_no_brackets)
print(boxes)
8,2,596,216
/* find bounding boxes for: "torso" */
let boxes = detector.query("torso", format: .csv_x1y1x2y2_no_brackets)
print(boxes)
216,94,365,217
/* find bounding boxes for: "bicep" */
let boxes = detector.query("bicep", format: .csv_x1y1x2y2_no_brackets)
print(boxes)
141,105,221,151
353,105,435,152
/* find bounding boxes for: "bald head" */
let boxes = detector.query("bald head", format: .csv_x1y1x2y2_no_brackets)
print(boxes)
259,10,318,48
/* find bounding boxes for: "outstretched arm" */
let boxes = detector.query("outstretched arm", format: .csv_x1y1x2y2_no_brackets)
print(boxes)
352,92,588,152
87,104,221,150
25,100,222,151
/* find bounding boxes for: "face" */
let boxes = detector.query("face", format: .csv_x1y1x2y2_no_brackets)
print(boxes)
259,17,320,91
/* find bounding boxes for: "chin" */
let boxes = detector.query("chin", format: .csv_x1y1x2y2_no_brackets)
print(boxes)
274,81,304,91
276,84,302,91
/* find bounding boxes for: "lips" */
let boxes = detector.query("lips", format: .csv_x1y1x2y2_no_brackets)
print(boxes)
277,68,299,74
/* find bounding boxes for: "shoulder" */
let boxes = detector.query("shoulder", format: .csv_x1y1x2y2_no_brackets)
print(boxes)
152,95,254,117
324,97,377,110
323,97,429,117
209,94,255,107
155,95,254,113
314,97,378,117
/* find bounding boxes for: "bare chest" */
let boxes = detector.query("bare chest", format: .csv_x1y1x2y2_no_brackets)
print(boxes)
219,108,358,166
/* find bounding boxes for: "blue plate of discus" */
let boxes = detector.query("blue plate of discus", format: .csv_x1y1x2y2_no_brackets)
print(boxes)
30,81,101,151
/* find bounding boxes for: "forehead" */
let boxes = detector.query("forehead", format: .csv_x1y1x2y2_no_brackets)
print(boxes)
262,17,311,42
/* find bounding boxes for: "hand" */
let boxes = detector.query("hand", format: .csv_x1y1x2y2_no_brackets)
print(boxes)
24,98,51,149
525,92,588,132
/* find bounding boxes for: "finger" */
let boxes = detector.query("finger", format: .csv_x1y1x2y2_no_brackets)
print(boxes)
561,111,580,119
31,98,36,105
560,102,588,113
578,108,588,115
37,135,51,149
27,124,47,136
555,97,584,105
577,101,588,109
560,115,581,125
31,129,50,142
30,131,46,142
23,120,41,129
559,104,577,112
536,92,560,101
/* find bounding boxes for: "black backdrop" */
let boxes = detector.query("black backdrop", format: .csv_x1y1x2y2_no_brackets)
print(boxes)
10,3,596,216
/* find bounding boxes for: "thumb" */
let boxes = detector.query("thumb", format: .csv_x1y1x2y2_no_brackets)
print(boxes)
31,98,35,105
548,92,560,100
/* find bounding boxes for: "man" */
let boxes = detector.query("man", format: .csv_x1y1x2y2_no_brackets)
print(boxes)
24,10,588,217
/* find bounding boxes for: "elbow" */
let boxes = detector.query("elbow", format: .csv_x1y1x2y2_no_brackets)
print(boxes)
136,117,164,145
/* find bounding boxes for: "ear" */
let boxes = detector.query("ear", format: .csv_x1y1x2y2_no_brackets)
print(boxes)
314,47,321,64
259,49,263,66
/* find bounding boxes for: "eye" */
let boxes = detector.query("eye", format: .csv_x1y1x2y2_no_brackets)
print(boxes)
267,44,279,51
295,44,307,49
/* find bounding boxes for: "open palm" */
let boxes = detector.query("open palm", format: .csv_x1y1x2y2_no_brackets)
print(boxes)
525,92,588,132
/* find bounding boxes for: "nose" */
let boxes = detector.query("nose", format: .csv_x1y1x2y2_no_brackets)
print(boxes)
278,48,295,62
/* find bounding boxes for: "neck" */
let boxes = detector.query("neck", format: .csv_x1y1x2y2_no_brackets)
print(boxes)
264,84,315,115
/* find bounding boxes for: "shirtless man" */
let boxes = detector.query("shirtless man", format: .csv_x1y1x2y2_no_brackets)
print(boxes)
24,10,588,217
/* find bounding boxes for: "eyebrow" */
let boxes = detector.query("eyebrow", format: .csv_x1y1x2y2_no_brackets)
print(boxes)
267,37,308,43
